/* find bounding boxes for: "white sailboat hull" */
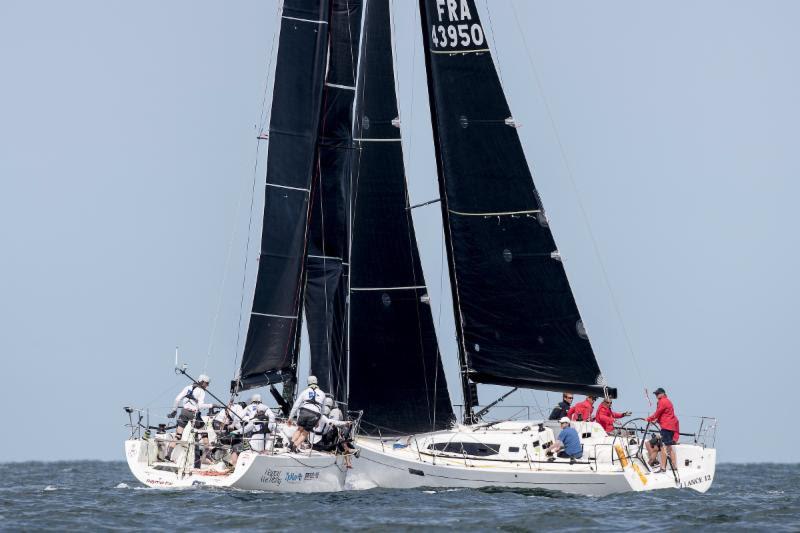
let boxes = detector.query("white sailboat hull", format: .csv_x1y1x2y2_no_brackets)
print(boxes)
350,421,716,497
125,439,347,492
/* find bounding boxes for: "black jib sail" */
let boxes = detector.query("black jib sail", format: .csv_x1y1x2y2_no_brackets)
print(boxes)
235,1,331,392
304,0,363,402
418,0,615,417
347,0,454,435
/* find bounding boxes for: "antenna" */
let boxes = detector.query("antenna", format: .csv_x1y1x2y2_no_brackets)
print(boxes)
174,345,179,368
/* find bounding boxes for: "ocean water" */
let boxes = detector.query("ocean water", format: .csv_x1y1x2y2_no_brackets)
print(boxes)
0,462,797,531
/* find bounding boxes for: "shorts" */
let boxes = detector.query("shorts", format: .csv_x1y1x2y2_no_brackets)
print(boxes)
660,429,676,446
177,409,198,429
297,407,321,431
557,451,583,459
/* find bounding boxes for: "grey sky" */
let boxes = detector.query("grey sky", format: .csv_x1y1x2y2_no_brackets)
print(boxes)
1,1,796,463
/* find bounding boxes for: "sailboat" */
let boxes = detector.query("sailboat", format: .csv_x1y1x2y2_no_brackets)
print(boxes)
124,0,717,495
346,0,717,496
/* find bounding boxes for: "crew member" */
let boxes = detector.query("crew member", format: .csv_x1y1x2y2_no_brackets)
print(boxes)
167,374,213,443
243,404,276,453
567,395,596,422
288,376,326,451
243,394,268,422
546,417,583,460
646,387,680,473
594,398,631,434
549,393,574,420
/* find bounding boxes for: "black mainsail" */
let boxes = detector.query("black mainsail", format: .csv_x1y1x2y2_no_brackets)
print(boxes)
304,0,363,402
418,0,614,419
346,0,454,434
236,1,331,392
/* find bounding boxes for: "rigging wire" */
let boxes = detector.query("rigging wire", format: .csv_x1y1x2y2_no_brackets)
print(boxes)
509,0,648,395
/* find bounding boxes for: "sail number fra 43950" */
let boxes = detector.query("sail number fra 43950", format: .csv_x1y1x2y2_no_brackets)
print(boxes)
430,0,485,50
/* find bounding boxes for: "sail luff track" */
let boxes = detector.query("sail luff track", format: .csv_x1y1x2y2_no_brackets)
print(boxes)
235,0,332,393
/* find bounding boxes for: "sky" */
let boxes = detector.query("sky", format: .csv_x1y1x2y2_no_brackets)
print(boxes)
1,1,797,463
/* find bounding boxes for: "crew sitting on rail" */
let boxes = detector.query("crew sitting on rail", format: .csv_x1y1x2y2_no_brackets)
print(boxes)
548,393,574,420
167,375,213,463
546,417,583,461
567,395,596,422
289,375,326,452
243,404,276,452
594,398,631,434
213,400,246,433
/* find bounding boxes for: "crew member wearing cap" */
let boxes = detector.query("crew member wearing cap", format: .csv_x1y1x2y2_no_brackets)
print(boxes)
243,404,276,452
243,393,269,423
594,398,631,434
166,375,213,462
567,395,596,422
645,387,680,473
289,375,327,451
546,417,583,460
168,374,213,442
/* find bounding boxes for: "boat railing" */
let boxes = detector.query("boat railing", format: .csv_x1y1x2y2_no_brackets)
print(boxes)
453,404,536,422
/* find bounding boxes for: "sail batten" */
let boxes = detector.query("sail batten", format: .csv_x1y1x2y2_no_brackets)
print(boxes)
418,0,613,413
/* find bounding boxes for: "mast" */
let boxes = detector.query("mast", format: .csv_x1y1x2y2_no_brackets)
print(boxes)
233,0,332,393
417,0,615,405
417,0,477,422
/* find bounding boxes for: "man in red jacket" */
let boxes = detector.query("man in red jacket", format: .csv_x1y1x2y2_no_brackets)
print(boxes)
567,395,596,422
594,398,631,434
645,387,680,473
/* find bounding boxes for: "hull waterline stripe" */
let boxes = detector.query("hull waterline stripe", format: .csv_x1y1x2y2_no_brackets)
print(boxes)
351,285,426,291
267,182,310,193
251,312,298,320
448,208,542,217
282,16,328,25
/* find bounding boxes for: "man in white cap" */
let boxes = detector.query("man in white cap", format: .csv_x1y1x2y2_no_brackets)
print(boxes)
546,417,583,460
243,393,269,423
288,375,326,451
243,404,276,452
168,374,213,442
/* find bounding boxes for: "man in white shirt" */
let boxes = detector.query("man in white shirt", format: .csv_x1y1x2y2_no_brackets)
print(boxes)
167,374,213,442
288,376,326,451
243,394,269,422
243,404,276,452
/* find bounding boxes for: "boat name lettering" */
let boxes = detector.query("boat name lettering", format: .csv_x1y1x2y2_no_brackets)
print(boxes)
304,472,319,481
146,478,173,486
285,472,303,483
430,0,484,50
681,474,712,488
260,468,282,485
